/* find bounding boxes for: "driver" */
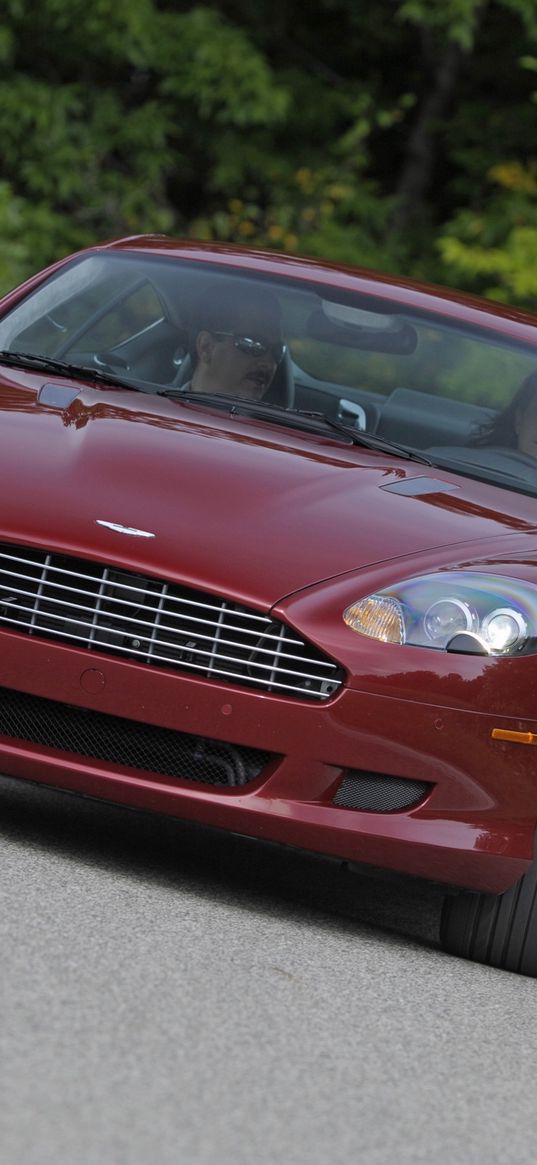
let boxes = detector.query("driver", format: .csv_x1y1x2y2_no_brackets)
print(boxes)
185,283,285,401
474,371,537,456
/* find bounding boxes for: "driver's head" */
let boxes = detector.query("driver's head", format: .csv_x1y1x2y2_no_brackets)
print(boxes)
190,282,284,400
514,371,537,456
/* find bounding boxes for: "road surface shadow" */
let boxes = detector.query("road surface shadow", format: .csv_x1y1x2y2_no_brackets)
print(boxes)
0,774,443,953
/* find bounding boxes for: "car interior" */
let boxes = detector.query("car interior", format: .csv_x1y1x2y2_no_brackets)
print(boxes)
3,250,537,489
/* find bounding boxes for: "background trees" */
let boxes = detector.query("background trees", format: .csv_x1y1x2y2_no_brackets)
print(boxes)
2,0,537,304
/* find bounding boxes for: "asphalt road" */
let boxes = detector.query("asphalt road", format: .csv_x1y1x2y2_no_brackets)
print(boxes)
1,774,536,1165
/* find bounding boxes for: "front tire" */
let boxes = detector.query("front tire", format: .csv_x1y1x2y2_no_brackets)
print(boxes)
440,849,537,976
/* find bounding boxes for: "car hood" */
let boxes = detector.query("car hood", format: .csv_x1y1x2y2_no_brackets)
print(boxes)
1,380,537,608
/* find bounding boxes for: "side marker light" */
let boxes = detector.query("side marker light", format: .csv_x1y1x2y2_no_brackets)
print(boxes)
491,728,537,745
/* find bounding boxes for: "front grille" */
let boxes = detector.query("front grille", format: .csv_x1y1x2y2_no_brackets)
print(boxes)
0,544,343,700
333,770,431,812
0,685,273,787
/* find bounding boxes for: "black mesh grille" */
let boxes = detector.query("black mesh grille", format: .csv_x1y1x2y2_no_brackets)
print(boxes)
0,685,274,788
0,544,343,701
333,770,431,812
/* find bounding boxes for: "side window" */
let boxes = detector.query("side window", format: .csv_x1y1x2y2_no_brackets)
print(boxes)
7,271,131,356
71,281,165,354
290,316,537,413
8,276,166,360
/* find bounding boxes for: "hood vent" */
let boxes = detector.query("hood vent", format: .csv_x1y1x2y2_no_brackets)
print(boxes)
381,476,458,496
37,383,81,409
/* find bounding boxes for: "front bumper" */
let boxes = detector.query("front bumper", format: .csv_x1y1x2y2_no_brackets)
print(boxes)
0,626,535,895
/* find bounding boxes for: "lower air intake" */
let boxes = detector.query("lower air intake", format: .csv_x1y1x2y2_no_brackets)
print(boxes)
0,686,273,788
333,770,431,812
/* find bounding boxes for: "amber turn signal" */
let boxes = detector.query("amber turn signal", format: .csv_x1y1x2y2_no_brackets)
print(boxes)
491,728,537,745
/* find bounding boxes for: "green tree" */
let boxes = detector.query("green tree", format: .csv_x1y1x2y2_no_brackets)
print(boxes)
2,0,537,308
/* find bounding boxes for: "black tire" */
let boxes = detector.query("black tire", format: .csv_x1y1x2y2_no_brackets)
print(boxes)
440,847,537,976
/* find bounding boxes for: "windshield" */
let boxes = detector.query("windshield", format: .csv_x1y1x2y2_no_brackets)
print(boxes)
2,250,537,495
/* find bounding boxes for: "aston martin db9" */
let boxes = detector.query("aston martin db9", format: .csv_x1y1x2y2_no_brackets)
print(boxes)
1,236,537,974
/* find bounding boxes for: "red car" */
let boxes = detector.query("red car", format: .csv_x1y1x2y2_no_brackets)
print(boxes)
1,236,537,976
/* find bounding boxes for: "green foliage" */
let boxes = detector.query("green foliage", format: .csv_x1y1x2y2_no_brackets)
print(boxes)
396,0,486,51
1,0,537,312
0,182,28,292
157,7,289,126
438,162,537,302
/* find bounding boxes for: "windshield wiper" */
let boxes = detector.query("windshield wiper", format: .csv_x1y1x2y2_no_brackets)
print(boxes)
292,408,433,463
165,390,432,464
423,450,537,496
0,350,155,393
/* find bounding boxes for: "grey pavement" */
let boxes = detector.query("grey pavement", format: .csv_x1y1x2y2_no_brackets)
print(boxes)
1,775,536,1165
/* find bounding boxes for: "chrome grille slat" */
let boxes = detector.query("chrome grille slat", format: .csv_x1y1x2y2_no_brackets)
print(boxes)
0,580,305,647
0,554,276,625
0,573,305,644
0,586,331,667
29,552,51,633
146,581,168,663
88,565,110,647
207,600,227,678
0,603,333,679
0,614,328,695
0,544,344,700
268,623,286,690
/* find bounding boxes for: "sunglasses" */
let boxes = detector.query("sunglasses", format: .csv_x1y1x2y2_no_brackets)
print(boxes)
212,331,285,365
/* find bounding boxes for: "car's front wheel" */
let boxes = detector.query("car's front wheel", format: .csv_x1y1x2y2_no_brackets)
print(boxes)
440,850,537,976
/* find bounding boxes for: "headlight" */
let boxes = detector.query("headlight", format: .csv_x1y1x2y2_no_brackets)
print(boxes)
343,572,537,655
423,597,476,643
